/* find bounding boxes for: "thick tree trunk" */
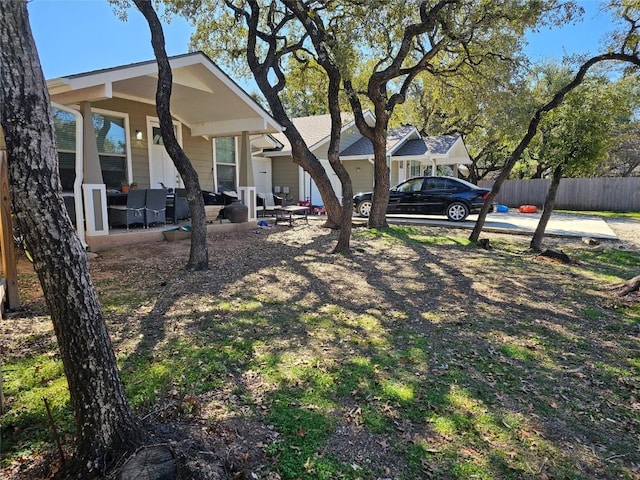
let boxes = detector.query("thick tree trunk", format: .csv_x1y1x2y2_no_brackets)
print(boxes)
530,164,563,252
135,0,209,271
368,139,391,229
325,76,353,253
288,135,343,230
0,2,143,477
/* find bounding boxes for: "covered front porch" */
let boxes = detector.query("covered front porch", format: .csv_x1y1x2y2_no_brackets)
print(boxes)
47,52,282,249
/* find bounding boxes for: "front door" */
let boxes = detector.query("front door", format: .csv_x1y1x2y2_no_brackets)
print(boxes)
147,119,183,190
253,156,272,196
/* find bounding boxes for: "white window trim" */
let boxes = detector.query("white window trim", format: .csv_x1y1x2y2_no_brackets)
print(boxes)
92,108,132,185
212,136,238,193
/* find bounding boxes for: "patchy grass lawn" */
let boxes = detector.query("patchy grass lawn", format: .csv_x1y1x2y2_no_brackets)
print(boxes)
1,225,639,479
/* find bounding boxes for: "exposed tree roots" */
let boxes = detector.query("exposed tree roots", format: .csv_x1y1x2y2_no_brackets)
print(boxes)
611,274,640,297
536,249,574,264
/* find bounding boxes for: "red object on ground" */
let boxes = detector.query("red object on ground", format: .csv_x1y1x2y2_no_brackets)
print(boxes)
519,205,538,213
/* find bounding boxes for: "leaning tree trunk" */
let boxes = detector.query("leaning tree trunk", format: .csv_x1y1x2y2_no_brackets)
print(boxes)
469,52,637,244
135,0,209,271
0,2,143,478
530,164,563,252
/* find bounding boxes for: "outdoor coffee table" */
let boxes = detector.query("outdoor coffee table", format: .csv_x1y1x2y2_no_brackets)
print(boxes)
274,205,310,226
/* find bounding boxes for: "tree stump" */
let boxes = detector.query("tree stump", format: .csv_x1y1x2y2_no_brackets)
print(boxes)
120,445,176,480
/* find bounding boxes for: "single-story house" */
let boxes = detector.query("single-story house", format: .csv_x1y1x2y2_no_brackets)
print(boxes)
43,51,282,247
1,52,472,250
263,111,472,205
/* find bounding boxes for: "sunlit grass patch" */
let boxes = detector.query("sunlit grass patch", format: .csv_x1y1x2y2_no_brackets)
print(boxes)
382,380,414,402
121,339,247,407
355,225,471,246
101,292,146,314
500,343,534,361
557,210,640,221
575,248,640,280
1,355,72,466
211,298,263,313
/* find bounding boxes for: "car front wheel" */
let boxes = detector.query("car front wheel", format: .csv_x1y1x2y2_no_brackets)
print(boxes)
446,202,469,221
356,200,372,217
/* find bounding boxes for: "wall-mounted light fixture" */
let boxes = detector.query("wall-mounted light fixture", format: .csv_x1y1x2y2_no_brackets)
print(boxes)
135,130,143,141
356,167,361,173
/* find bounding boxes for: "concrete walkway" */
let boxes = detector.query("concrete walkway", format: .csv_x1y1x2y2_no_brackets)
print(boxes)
385,211,619,240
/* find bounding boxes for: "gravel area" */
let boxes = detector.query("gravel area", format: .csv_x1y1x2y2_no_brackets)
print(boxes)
604,217,640,249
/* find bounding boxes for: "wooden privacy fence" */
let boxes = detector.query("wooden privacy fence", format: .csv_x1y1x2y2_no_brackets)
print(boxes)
479,177,640,212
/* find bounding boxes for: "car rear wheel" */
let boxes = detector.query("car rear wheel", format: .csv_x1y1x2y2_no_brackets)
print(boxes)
356,200,372,217
446,202,469,221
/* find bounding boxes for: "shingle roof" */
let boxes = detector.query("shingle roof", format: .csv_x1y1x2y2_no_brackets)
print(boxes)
423,134,460,155
271,113,354,153
393,134,460,157
340,126,415,157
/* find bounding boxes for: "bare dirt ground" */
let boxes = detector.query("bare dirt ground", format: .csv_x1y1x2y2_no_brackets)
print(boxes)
1,217,639,479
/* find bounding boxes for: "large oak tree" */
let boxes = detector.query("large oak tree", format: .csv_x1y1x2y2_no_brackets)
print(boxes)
0,2,144,477
171,0,574,231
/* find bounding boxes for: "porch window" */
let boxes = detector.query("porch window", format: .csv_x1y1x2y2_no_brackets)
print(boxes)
409,161,422,178
214,137,236,192
54,109,77,191
93,113,127,189
52,108,129,190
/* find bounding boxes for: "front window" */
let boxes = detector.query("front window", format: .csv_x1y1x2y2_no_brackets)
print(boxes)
53,109,77,191
93,113,127,189
53,108,129,190
409,161,422,177
215,137,236,192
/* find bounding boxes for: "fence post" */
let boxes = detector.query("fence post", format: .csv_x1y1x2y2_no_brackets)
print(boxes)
0,150,19,311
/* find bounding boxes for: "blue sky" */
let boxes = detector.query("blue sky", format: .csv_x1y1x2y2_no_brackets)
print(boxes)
28,0,618,83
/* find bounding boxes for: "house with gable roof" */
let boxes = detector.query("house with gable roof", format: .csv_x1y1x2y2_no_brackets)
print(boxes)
263,111,472,205
44,51,282,248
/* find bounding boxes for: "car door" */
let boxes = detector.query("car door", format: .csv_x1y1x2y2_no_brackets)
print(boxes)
420,177,452,213
388,177,425,214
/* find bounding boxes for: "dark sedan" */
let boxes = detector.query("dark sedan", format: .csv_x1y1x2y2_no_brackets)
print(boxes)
353,176,491,221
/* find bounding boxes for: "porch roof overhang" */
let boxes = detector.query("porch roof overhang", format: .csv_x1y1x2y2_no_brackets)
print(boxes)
47,51,282,137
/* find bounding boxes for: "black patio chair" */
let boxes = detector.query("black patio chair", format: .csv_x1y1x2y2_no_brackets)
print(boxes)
108,188,146,230
145,189,167,228
166,188,189,224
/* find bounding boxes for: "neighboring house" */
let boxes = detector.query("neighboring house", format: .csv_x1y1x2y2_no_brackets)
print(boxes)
44,51,282,247
264,111,472,205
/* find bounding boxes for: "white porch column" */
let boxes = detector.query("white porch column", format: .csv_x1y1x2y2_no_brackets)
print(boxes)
82,183,109,236
238,131,257,220
79,102,108,236
79,102,104,184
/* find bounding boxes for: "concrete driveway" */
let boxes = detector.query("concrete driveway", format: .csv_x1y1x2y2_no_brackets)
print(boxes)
385,211,619,240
